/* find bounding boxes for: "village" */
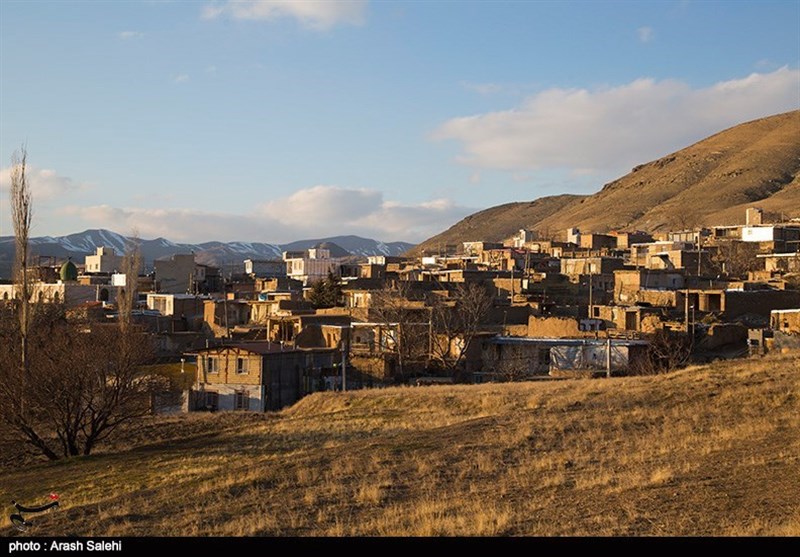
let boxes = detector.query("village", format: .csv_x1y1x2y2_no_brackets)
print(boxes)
2,206,799,414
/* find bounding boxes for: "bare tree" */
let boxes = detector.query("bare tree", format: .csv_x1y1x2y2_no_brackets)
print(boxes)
10,146,34,378
369,281,429,381
0,159,161,460
629,329,692,375
429,282,493,375
710,241,762,278
0,145,58,458
0,317,159,458
117,233,142,333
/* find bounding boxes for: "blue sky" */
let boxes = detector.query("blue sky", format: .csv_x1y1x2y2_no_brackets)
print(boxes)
1,0,798,244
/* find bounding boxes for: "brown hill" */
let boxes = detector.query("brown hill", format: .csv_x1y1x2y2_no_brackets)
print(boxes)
415,110,800,254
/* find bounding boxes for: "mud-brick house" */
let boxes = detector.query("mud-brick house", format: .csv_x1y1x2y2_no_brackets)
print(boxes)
771,309,800,335
191,342,339,411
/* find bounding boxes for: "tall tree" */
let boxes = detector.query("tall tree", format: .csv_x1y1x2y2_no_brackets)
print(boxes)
117,233,142,333
429,282,493,375
10,146,33,378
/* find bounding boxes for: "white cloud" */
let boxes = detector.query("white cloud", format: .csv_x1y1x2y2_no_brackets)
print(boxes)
118,31,144,40
60,186,473,244
202,0,367,30
433,67,800,176
0,165,87,199
637,26,654,43
173,73,190,83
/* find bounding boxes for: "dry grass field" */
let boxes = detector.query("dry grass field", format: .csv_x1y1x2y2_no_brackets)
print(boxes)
1,353,798,537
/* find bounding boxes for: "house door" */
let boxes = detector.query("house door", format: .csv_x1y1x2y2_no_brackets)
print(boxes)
625,312,638,330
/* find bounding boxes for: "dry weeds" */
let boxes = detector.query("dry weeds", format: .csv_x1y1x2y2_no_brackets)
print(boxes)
1,353,798,536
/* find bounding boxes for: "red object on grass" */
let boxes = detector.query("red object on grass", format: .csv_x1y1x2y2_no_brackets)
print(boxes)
49,493,59,500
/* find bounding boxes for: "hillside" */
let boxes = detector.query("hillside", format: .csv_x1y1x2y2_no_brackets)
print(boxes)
415,110,800,254
2,353,798,536
413,194,582,255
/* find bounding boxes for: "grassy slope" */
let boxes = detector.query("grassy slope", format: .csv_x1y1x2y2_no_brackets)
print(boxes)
414,110,800,251
1,353,799,537
411,194,582,256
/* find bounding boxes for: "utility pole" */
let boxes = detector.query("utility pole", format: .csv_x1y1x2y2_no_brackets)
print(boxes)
588,267,594,319
341,326,348,392
606,335,612,378
428,306,433,368
684,286,690,333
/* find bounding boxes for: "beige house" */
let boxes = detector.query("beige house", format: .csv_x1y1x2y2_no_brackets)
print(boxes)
84,246,123,274
771,309,800,335
193,342,339,411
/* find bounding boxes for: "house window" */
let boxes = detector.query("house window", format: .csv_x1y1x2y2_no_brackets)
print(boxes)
205,391,218,411
207,357,218,373
236,357,247,374
234,390,249,410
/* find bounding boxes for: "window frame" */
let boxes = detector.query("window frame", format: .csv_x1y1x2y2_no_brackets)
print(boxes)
234,390,249,411
207,356,218,374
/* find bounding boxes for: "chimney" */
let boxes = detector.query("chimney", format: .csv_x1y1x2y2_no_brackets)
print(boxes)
746,207,763,226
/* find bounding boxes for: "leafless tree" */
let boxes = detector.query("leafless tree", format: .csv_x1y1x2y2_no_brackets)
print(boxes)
0,317,159,458
710,241,762,278
369,281,429,381
0,157,161,460
629,329,692,375
9,146,34,378
117,233,142,333
429,282,493,375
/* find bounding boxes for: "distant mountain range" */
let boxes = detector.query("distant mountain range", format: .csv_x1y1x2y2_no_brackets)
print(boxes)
0,229,414,279
413,110,800,254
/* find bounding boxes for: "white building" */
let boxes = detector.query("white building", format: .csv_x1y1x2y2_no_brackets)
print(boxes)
283,248,341,285
742,226,778,242
84,246,123,274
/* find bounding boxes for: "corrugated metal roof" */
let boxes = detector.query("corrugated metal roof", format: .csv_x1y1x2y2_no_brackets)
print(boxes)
488,336,650,347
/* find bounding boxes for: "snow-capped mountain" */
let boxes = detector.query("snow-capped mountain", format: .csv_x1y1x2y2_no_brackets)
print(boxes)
0,229,415,279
